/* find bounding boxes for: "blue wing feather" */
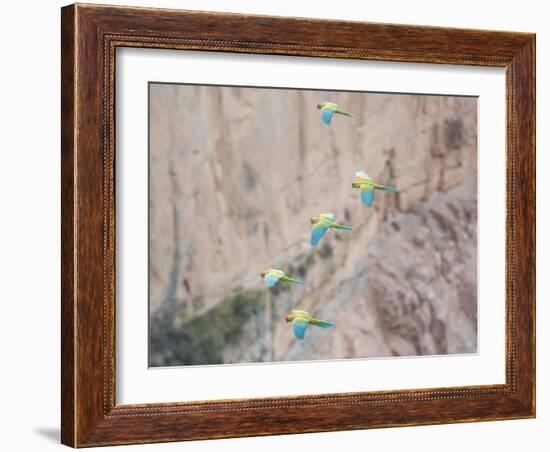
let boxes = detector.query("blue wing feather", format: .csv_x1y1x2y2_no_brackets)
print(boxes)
321,108,335,125
264,274,281,288
311,223,329,246
361,186,375,207
292,319,309,340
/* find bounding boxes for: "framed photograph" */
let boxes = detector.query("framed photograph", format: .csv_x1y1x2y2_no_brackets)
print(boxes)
61,3,535,447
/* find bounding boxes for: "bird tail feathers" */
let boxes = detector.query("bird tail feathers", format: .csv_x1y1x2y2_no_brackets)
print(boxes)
339,111,359,119
313,320,335,329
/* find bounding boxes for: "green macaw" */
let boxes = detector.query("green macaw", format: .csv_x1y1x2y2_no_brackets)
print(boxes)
284,309,335,340
260,268,303,288
352,170,397,207
317,101,359,125
310,213,353,246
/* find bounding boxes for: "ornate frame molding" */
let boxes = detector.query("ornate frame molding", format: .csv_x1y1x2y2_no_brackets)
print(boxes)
61,4,535,447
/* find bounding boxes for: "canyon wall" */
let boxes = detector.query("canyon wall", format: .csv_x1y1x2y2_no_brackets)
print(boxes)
148,83,477,366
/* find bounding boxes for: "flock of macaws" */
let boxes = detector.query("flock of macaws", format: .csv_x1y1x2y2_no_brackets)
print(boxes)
259,102,398,341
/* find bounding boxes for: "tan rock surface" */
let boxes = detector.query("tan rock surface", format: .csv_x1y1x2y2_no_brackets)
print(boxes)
148,84,477,366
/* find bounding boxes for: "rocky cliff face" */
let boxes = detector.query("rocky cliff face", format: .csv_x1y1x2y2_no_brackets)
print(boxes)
148,83,477,366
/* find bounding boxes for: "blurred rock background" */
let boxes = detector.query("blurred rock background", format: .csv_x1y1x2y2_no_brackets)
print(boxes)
148,83,477,366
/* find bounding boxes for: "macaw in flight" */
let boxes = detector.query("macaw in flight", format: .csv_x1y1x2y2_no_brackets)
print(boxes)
284,309,335,340
352,170,397,207
260,268,303,288
310,213,353,246
317,101,359,125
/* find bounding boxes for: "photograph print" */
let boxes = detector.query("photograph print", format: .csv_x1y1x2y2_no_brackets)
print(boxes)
148,82,478,367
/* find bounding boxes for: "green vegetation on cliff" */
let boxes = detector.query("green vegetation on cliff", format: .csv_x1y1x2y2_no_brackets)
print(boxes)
149,291,265,366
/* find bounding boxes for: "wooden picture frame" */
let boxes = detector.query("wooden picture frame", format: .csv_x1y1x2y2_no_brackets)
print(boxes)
61,3,535,447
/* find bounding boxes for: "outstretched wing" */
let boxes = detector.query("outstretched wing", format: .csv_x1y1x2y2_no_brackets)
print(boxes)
292,318,309,340
360,186,375,207
355,170,370,181
321,106,336,125
311,222,330,246
264,273,281,288
320,213,335,221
